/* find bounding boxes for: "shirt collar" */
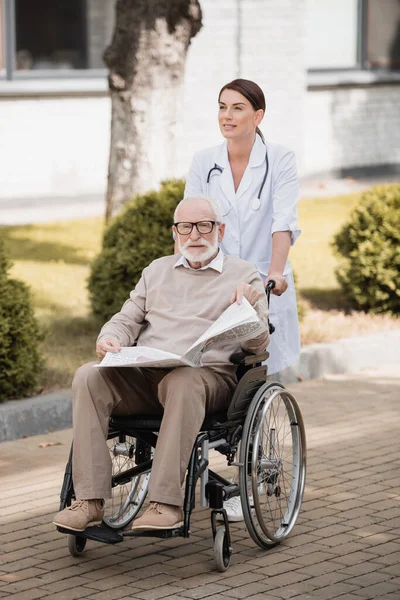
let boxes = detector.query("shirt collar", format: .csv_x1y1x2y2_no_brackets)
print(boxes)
174,248,224,272
248,133,267,168
216,133,266,170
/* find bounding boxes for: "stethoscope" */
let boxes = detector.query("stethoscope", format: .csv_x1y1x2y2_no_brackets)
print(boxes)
206,149,269,214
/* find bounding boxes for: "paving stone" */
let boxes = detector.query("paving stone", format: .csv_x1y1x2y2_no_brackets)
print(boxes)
285,551,335,567
133,574,183,590
37,576,98,593
245,552,302,568
253,560,303,576
0,577,59,595
178,583,232,598
0,568,47,583
134,585,188,600
296,560,342,577
83,588,142,600
2,589,51,600
298,582,360,599
350,580,400,597
1,558,47,573
263,580,318,599
220,581,273,598
343,571,393,588
329,550,380,566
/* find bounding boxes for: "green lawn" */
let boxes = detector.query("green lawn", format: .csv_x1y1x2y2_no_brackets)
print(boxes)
291,192,360,310
2,191,398,393
3,218,104,391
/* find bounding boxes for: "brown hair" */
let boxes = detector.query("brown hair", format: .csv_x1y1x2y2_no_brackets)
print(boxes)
218,79,266,140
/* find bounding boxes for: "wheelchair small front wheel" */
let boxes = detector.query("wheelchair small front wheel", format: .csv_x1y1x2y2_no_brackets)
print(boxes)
67,534,87,557
214,527,231,572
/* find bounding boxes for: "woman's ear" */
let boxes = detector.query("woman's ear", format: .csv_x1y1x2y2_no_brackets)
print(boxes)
255,109,264,125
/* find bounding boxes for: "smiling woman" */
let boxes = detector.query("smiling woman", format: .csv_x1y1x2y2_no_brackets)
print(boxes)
185,79,301,378
184,78,303,523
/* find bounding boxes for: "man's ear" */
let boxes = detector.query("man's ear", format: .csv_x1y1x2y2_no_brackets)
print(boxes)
218,223,226,243
172,226,177,241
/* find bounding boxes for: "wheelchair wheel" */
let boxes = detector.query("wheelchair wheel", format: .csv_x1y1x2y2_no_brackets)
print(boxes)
214,527,231,572
67,534,87,557
103,432,151,529
239,382,306,548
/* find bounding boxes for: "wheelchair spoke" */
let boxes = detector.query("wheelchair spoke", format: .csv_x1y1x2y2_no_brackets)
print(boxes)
103,434,151,529
240,383,306,548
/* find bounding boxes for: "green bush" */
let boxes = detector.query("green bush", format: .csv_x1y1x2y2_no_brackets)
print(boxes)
88,179,185,322
290,270,305,322
0,240,44,402
333,184,400,314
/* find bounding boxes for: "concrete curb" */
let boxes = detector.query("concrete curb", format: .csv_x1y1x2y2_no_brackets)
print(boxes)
0,389,72,443
1,329,400,442
276,329,400,384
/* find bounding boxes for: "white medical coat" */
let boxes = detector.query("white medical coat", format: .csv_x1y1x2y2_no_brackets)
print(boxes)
184,134,301,375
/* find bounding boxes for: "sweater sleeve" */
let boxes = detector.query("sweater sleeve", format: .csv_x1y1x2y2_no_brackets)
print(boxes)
97,269,148,347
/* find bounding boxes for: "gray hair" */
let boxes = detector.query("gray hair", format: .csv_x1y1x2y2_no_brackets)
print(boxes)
174,196,223,223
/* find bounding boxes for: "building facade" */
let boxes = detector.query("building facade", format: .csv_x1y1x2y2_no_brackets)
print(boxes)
0,0,399,202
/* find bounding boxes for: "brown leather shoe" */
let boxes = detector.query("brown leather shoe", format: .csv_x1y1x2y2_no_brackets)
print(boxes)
131,502,183,530
53,499,105,532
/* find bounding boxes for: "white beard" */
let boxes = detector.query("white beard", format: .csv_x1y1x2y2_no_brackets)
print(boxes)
178,231,218,264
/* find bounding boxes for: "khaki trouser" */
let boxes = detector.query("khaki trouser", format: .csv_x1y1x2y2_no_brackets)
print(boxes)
71,362,235,506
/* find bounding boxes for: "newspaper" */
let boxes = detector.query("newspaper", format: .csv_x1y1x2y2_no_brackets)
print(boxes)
95,297,267,369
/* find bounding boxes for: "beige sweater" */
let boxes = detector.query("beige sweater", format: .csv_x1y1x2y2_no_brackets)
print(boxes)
98,254,270,380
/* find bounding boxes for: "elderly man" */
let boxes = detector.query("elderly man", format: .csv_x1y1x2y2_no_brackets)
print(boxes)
53,196,269,532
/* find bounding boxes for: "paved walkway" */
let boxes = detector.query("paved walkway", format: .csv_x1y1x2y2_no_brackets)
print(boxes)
1,366,400,600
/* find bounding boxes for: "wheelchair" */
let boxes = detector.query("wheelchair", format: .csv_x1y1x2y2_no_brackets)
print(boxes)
57,286,307,572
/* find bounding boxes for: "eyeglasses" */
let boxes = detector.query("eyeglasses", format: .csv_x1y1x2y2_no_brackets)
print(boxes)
173,220,220,235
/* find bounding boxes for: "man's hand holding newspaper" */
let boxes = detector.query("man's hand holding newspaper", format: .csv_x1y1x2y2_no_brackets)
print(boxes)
95,297,267,370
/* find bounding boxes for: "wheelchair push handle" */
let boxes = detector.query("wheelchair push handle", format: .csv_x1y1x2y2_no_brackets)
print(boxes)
265,280,276,335
265,279,275,304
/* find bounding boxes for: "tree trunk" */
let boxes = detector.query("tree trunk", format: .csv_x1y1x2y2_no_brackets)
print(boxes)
104,0,202,219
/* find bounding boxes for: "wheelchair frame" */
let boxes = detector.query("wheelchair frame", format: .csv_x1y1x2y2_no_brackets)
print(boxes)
57,351,307,571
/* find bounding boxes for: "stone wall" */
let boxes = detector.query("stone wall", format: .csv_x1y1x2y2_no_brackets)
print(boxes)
304,85,400,175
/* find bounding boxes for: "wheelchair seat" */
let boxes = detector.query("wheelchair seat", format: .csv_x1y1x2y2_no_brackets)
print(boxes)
109,411,229,433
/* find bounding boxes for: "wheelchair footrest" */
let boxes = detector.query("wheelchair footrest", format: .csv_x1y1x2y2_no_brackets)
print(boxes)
124,527,184,539
57,525,124,544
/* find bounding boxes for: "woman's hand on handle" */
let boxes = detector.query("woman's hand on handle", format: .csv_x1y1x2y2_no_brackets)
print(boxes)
265,272,288,296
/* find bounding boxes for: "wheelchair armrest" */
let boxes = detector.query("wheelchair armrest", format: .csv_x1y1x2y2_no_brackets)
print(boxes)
230,350,269,366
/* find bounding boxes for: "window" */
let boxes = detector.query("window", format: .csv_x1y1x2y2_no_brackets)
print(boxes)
16,0,87,70
365,0,400,69
306,0,400,72
0,0,5,76
1,0,116,79
306,0,359,69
